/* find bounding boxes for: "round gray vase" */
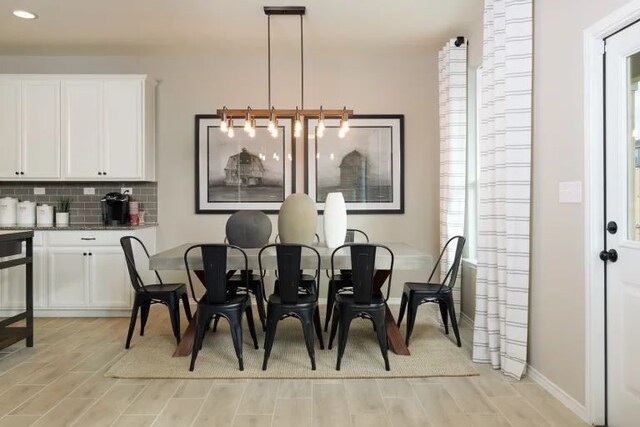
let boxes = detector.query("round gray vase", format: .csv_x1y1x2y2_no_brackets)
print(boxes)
226,210,272,248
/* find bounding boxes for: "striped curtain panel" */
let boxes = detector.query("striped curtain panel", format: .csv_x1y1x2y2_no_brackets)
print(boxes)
439,38,467,318
472,0,533,379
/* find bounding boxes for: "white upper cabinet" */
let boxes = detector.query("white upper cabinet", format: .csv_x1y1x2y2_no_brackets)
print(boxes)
0,78,60,179
0,74,155,182
22,80,61,179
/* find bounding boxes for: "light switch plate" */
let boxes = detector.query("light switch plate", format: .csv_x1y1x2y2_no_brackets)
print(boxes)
559,181,582,203
33,187,45,195
83,187,95,195
121,187,133,195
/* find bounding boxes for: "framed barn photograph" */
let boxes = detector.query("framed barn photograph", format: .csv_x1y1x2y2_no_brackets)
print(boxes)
305,115,404,214
196,115,295,213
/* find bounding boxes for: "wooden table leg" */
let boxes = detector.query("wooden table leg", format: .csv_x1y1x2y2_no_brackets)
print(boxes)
373,270,410,356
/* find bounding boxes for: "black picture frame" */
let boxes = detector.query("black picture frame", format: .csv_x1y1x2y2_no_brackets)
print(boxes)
304,114,405,214
195,114,296,214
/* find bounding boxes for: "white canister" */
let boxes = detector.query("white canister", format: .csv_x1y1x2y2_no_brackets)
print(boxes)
17,201,36,227
36,204,54,227
0,197,18,226
323,192,348,249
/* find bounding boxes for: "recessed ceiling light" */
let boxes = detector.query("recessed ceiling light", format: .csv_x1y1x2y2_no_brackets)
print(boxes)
13,10,38,19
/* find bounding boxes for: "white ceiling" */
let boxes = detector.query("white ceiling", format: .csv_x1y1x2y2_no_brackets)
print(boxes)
0,0,483,55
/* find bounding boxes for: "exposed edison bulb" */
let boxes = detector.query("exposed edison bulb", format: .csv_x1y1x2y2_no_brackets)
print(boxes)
267,121,275,133
340,119,350,133
338,128,347,139
227,120,235,138
249,127,256,138
244,119,252,133
294,119,303,138
271,125,279,138
317,121,325,138
220,119,228,133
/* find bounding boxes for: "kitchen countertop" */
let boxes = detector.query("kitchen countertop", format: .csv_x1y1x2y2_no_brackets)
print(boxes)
0,224,158,231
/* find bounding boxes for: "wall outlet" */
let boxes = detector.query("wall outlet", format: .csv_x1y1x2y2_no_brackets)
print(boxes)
121,187,133,195
83,187,95,195
33,187,45,195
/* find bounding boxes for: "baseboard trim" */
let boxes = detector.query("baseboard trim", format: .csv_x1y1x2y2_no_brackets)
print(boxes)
526,364,589,423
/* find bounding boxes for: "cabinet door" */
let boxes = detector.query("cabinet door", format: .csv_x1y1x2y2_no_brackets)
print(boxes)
0,79,21,178
1,247,45,309
48,247,88,308
22,80,61,179
88,247,131,308
61,80,102,179
103,80,143,179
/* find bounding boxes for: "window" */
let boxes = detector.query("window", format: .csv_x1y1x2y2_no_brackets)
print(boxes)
464,65,482,262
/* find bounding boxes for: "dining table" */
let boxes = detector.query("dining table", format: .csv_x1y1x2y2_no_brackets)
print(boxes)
148,242,432,357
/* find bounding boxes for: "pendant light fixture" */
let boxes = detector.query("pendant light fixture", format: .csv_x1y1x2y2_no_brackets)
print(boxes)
217,6,352,139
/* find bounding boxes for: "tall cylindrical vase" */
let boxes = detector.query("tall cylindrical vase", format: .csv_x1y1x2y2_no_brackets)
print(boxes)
323,192,347,248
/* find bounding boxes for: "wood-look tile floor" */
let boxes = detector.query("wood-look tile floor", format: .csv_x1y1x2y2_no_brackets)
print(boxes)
0,307,588,427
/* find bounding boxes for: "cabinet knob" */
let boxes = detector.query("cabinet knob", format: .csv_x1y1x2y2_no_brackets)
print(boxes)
83,252,87,256
103,172,107,175
88,252,92,256
98,172,102,176
20,172,24,175
14,172,19,175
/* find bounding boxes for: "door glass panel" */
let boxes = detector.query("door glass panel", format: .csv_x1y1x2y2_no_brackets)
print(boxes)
628,51,640,240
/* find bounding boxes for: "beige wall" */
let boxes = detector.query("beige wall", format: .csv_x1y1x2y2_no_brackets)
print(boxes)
530,0,631,404
0,48,440,295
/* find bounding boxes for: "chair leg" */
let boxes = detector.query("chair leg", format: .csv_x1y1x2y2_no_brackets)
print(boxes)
324,280,336,332
262,306,279,370
181,293,193,321
139,303,150,336
397,291,408,327
328,305,340,350
336,313,353,371
212,315,221,332
405,298,419,347
300,313,317,370
245,304,259,350
167,298,181,345
373,309,390,371
253,284,267,332
228,311,245,371
438,300,449,334
446,296,461,347
125,299,140,349
313,306,325,350
189,310,206,371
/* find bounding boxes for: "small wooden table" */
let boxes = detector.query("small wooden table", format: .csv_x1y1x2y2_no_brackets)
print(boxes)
0,230,34,350
149,242,432,357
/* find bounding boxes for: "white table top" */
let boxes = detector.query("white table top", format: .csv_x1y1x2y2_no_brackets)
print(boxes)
149,242,432,272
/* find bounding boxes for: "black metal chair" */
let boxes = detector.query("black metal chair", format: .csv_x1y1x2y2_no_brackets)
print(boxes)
397,236,466,347
184,244,259,371
120,236,192,349
259,244,324,370
323,229,370,331
274,233,319,296
328,243,394,371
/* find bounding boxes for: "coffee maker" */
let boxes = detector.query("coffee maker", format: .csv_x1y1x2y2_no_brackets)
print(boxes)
101,192,130,226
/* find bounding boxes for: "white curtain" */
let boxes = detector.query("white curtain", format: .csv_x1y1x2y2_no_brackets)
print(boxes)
472,0,533,379
439,38,467,317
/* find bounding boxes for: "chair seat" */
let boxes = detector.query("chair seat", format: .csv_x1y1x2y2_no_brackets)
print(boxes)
198,293,248,307
139,283,186,294
268,293,316,306
403,282,452,294
335,294,385,307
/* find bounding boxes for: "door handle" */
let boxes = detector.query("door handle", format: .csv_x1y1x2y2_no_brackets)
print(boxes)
607,221,618,234
81,237,96,241
599,249,618,263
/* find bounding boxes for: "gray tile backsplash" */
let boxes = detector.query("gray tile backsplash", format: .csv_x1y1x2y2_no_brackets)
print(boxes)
0,182,157,225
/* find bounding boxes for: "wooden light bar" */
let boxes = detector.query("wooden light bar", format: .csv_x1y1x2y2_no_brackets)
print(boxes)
216,108,353,119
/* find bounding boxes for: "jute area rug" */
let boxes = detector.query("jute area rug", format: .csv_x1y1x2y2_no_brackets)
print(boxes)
106,308,477,379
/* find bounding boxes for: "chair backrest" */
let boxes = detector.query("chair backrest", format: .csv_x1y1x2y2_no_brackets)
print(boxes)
259,243,321,305
331,243,394,304
345,229,370,243
120,236,162,292
183,244,248,304
427,236,466,292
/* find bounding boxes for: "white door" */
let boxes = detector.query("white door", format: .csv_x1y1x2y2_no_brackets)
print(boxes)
22,80,61,179
103,80,143,179
47,247,88,308
61,80,103,180
1,247,45,309
88,247,131,308
604,22,640,427
0,79,22,178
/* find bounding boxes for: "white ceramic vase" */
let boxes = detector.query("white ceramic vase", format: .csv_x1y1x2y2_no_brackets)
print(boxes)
56,212,69,227
323,192,347,248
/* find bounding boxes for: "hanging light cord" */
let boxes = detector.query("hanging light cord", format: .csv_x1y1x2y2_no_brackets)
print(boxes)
300,14,304,109
267,15,271,109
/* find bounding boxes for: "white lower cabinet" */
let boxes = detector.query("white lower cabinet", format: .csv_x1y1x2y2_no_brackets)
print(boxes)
0,228,156,316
